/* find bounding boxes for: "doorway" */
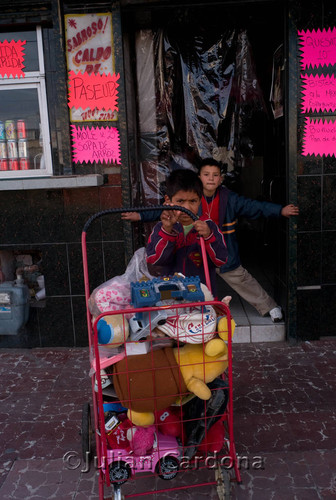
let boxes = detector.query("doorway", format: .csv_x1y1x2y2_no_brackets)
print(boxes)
122,1,287,340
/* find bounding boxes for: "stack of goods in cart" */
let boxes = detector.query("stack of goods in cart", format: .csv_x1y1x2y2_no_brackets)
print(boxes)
89,268,236,481
0,119,29,171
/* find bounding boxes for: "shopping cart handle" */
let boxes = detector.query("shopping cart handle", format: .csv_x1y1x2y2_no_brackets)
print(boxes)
82,205,198,233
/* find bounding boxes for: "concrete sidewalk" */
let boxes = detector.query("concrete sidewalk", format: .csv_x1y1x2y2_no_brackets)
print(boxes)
0,340,335,499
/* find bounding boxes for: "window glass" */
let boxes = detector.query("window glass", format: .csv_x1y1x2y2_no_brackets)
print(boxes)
0,31,39,72
0,26,52,178
0,88,43,171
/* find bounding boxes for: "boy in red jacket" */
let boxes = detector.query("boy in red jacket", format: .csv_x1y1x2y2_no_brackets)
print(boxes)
198,158,299,321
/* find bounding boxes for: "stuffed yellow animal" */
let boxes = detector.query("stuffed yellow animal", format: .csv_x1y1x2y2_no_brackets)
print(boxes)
110,340,228,426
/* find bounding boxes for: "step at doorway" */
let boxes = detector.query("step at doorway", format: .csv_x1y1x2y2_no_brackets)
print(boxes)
216,270,285,344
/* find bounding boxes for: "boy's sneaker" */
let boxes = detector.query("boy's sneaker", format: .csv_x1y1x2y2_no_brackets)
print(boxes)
269,306,283,322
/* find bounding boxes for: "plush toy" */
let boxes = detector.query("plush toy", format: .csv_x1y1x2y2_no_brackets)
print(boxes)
109,340,228,427
126,425,156,456
96,314,129,347
154,407,183,438
204,296,235,356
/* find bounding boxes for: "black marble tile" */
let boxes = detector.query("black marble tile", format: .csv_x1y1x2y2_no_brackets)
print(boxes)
38,297,75,347
41,244,70,296
297,176,321,231
68,242,105,296
63,188,102,242
323,155,336,174
322,231,336,284
297,232,321,286
101,212,124,241
72,296,89,347
0,191,29,244
323,175,336,230
297,156,322,176
26,190,66,244
297,290,321,340
321,285,336,337
102,241,127,281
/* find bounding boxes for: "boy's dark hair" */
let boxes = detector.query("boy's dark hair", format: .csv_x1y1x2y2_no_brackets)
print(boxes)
198,158,224,174
165,168,203,200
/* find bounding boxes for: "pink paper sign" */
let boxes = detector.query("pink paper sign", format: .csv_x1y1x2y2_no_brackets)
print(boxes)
298,28,336,69
0,40,26,78
302,117,336,157
301,74,336,112
68,70,119,111
71,125,121,164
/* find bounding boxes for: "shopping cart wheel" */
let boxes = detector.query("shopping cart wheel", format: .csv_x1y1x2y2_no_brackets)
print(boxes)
109,461,131,485
81,402,93,463
155,456,179,480
215,464,231,500
112,483,125,500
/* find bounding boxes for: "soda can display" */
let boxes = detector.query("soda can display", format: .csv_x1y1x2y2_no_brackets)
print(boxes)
5,120,16,140
18,139,28,158
0,159,8,171
9,158,19,170
19,157,29,170
17,120,27,139
0,121,5,140
0,140,7,158
7,140,18,158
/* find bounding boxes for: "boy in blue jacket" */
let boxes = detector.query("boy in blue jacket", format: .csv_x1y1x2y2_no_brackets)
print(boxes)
198,158,299,321
145,168,227,297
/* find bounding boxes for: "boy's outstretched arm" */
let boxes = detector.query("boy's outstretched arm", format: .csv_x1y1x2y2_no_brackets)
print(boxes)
281,204,299,218
121,212,141,221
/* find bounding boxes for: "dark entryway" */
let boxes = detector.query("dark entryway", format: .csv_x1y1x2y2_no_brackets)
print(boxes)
121,0,288,338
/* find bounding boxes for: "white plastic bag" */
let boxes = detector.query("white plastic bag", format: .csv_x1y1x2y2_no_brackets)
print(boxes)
88,247,154,317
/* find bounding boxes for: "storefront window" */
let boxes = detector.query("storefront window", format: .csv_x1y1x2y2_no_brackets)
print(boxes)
0,27,52,178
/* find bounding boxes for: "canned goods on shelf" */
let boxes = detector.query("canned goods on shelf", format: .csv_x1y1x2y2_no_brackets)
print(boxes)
0,121,5,140
18,139,28,158
9,158,19,170
5,120,16,140
19,157,29,170
0,159,8,171
7,140,18,159
17,120,27,139
0,140,7,158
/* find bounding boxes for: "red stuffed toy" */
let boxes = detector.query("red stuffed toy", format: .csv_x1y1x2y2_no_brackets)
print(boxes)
154,407,183,438
197,419,225,454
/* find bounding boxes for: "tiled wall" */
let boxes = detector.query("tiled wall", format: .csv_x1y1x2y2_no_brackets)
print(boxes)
0,175,127,348
294,0,336,339
296,155,336,339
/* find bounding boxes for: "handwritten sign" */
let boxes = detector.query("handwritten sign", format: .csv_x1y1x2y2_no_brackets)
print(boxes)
71,125,121,164
0,40,26,78
298,28,336,69
65,13,117,122
301,74,336,112
302,117,336,156
68,70,119,111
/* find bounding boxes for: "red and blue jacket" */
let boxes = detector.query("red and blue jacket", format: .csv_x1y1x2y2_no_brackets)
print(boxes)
146,215,227,296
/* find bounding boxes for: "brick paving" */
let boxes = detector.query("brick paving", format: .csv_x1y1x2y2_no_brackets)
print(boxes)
0,340,335,499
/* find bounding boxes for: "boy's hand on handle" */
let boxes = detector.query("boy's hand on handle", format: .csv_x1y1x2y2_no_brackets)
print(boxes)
281,204,299,218
161,203,181,233
193,220,211,238
121,212,141,222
